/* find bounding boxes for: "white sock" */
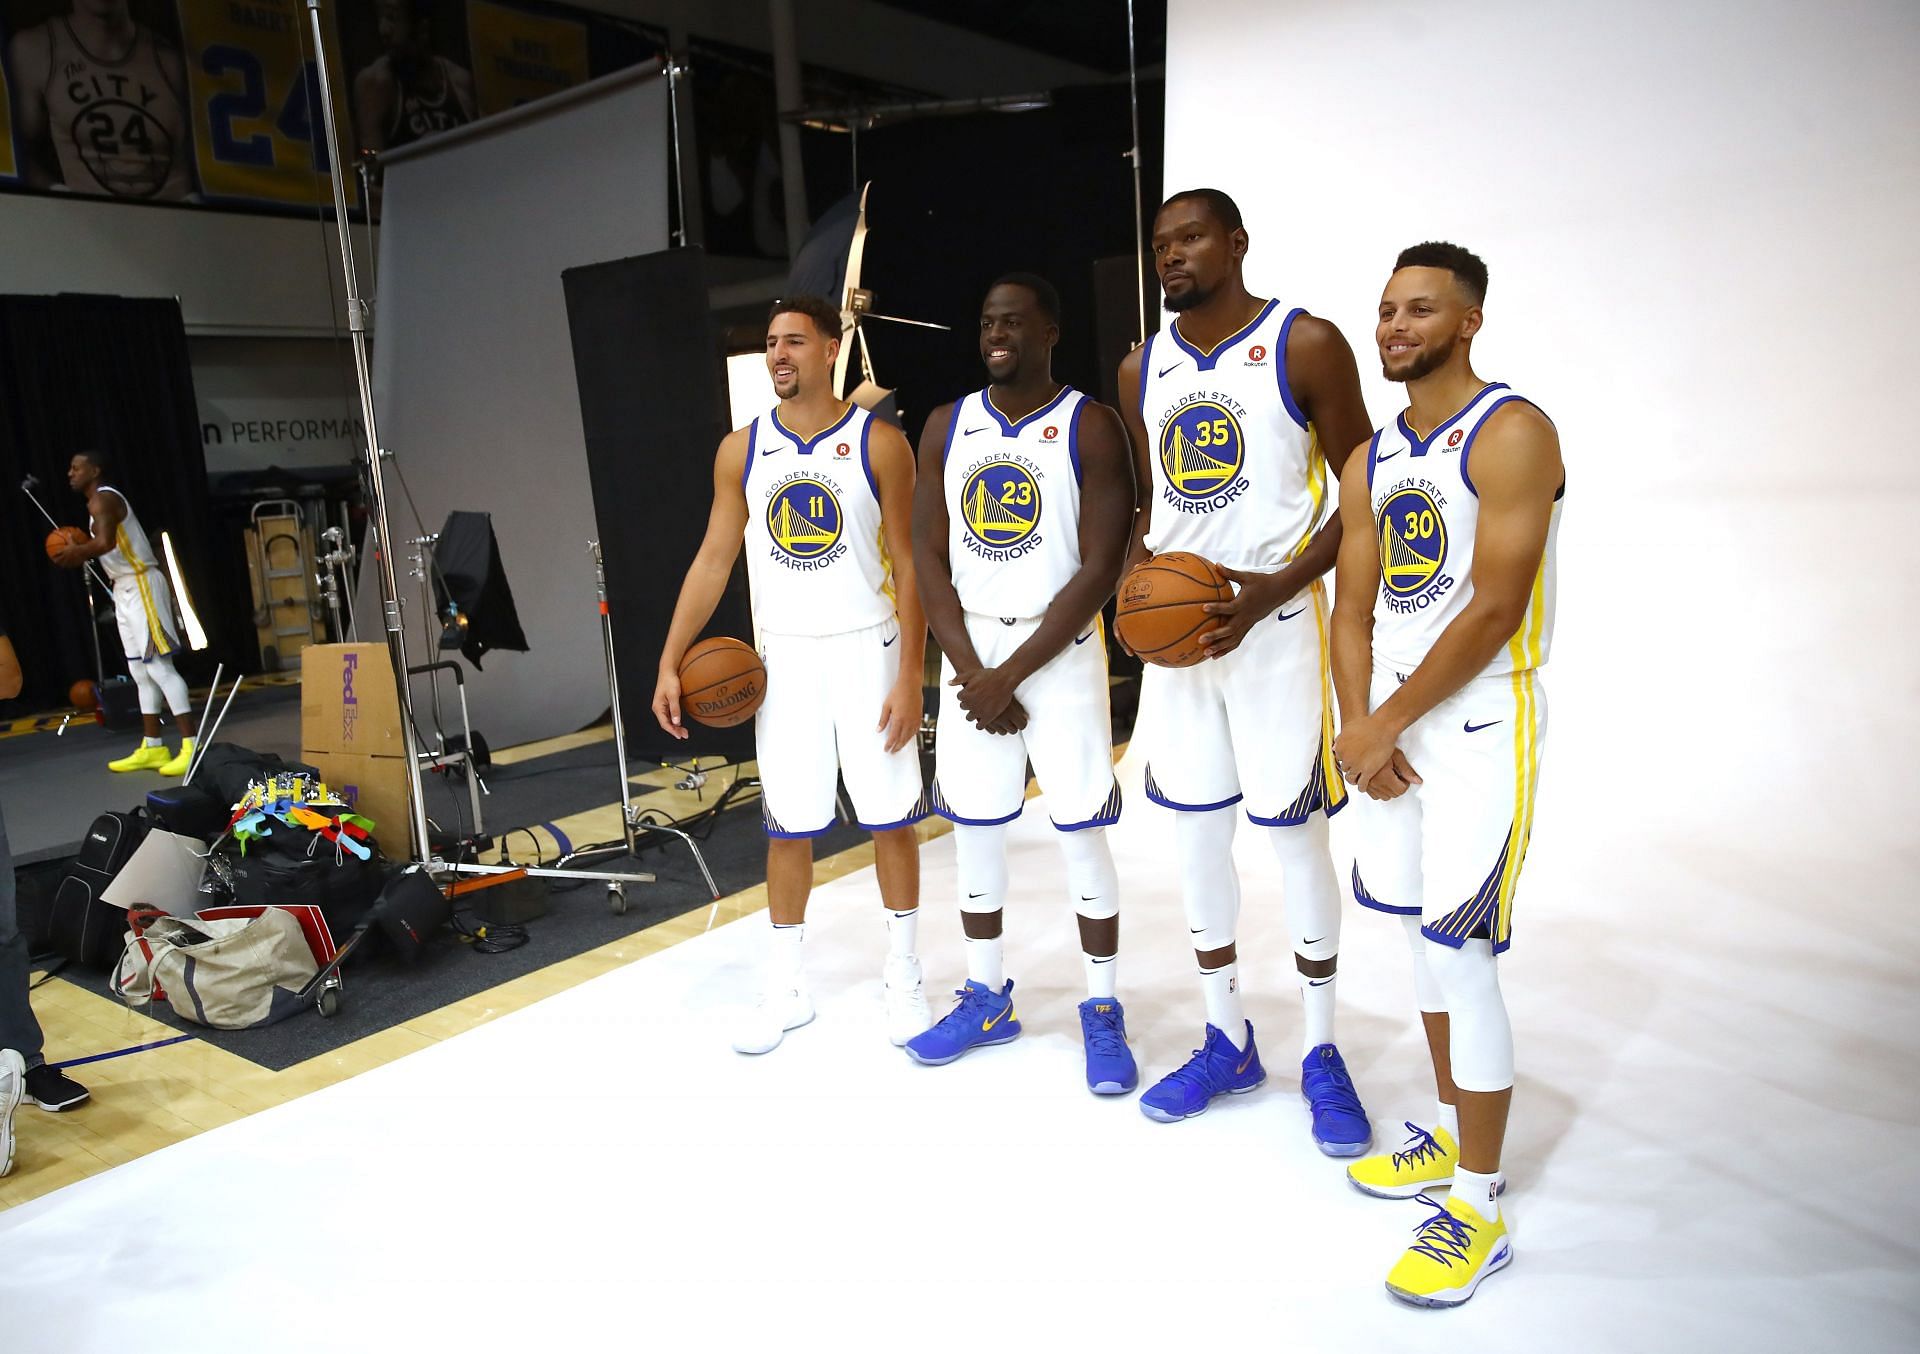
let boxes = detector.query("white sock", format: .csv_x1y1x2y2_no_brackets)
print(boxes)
1268,818,1341,1055
768,922,805,989
1452,1166,1503,1222
954,823,1008,990
966,934,1005,990
1058,827,1119,1000
1438,1100,1460,1141
1082,951,1116,999
1199,962,1245,1048
885,907,918,960
142,736,164,748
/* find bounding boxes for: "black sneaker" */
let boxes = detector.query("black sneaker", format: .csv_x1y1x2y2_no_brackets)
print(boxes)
24,1064,90,1112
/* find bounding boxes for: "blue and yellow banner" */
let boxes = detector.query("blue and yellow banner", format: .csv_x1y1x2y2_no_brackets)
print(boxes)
467,0,587,117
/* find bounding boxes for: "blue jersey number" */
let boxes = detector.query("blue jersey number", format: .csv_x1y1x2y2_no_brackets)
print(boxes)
204,47,330,173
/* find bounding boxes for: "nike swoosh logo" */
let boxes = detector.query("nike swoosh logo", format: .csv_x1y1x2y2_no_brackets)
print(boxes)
1464,719,1502,733
1302,936,1326,947
883,634,898,647
1307,977,1334,987
1375,447,1404,462
1189,926,1207,934
982,1004,1015,1031
1080,895,1098,901
963,426,989,436
1275,607,1305,622
968,891,988,899
1157,363,1181,377
1074,629,1094,645
1235,1048,1256,1075
1090,956,1115,964
760,447,780,456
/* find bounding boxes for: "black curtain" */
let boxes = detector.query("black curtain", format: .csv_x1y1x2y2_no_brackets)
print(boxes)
0,295,245,713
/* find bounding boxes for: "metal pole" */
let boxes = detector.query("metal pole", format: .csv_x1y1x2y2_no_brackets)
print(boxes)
303,0,432,864
592,542,640,857
768,0,809,261
1126,0,1149,345
665,61,688,247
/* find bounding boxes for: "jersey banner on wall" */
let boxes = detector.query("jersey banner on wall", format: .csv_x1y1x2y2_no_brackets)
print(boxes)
465,0,586,116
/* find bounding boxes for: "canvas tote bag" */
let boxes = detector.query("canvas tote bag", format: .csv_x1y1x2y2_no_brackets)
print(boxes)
114,909,317,1029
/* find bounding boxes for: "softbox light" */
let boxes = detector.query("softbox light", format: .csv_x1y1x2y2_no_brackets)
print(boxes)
432,511,528,670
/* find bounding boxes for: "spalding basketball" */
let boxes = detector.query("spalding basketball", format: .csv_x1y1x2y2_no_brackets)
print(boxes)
70,680,98,712
45,526,87,562
678,637,766,728
1114,552,1231,668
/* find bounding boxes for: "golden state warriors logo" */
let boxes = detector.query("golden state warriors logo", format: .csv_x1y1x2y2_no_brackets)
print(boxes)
767,476,843,567
961,460,1042,551
1378,486,1448,598
1160,399,1247,513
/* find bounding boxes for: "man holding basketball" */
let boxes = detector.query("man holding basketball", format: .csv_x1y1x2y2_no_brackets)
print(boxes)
54,451,197,774
653,296,931,1055
1117,189,1375,1147
905,273,1137,1091
1331,242,1561,1306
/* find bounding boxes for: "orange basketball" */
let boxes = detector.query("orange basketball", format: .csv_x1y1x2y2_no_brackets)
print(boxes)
46,526,86,562
678,636,766,728
70,680,98,712
1114,552,1232,668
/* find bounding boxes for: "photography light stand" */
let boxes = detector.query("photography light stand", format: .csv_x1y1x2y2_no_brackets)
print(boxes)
314,524,357,641
20,474,110,687
302,0,654,898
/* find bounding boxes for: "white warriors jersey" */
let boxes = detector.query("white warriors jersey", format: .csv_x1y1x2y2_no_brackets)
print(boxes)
741,402,895,637
92,486,161,583
941,386,1089,619
1366,383,1560,677
41,19,192,200
1139,299,1328,570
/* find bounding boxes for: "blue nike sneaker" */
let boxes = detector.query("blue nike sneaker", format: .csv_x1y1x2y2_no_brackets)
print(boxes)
1078,997,1138,1094
1138,1022,1264,1122
1301,1042,1373,1156
904,979,1021,1065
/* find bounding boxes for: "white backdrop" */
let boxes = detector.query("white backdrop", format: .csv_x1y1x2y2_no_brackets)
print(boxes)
366,63,670,749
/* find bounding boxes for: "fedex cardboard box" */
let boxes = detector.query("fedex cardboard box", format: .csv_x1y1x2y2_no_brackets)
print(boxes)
301,643,403,757
303,747,415,859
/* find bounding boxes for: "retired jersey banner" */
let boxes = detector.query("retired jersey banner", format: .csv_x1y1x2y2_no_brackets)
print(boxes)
465,0,586,117
175,0,354,207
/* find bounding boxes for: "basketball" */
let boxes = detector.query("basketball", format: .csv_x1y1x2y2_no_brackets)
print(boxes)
46,526,86,562
70,680,97,712
1114,552,1232,668
678,637,766,728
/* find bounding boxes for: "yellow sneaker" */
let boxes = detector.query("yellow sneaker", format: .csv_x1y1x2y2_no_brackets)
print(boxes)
1347,1121,1459,1198
1385,1194,1512,1308
108,742,170,773
158,737,195,777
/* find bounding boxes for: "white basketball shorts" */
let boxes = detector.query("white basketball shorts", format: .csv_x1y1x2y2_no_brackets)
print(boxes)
1349,666,1549,954
1138,577,1344,826
930,611,1121,830
113,571,180,662
755,616,928,838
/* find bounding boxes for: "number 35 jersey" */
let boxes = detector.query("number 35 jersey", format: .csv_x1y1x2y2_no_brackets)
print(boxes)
941,386,1089,620
741,402,896,638
1139,299,1328,570
1367,383,1560,678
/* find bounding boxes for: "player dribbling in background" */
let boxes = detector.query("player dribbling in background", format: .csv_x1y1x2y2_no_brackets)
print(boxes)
1331,242,1563,1307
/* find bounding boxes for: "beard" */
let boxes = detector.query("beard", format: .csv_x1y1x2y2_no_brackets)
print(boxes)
1382,332,1455,383
1163,279,1213,313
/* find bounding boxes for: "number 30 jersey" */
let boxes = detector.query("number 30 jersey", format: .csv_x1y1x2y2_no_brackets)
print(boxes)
1366,383,1561,678
740,402,896,638
1139,299,1328,570
941,386,1089,620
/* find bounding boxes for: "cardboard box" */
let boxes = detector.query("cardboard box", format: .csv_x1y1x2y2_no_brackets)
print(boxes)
304,748,415,859
301,643,404,757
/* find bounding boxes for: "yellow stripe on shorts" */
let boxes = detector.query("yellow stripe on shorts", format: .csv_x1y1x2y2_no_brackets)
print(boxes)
120,527,172,658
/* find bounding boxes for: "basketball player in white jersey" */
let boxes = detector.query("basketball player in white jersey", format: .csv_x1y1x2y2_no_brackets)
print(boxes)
652,296,931,1055
905,273,1137,1091
354,0,476,155
5,0,194,200
1331,242,1562,1307
54,451,198,774
1118,189,1375,1148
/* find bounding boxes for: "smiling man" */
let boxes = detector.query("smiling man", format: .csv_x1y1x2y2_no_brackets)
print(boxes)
1117,189,1375,1148
906,273,1137,1091
652,296,931,1055
1330,241,1564,1307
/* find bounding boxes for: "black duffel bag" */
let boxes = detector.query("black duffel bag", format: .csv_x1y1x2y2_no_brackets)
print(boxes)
223,823,385,941
192,744,322,813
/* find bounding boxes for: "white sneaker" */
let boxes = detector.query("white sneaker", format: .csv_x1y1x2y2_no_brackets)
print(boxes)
884,954,933,1047
732,984,815,1055
1,1049,25,1179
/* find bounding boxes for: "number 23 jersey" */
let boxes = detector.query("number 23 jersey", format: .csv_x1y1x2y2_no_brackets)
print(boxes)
741,402,896,638
1367,382,1560,677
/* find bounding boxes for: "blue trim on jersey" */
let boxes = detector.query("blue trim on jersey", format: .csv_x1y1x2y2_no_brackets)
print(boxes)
929,779,1021,826
1364,429,1383,493
1143,765,1243,814
772,402,860,455
982,384,1074,437
859,414,879,499
938,399,964,467
1351,862,1420,916
762,799,836,839
1458,394,1536,498
1168,297,1278,372
1136,336,1156,420
1275,307,1309,430
859,788,933,833
741,417,759,493
1052,779,1122,831
1395,382,1510,458
1067,397,1088,485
